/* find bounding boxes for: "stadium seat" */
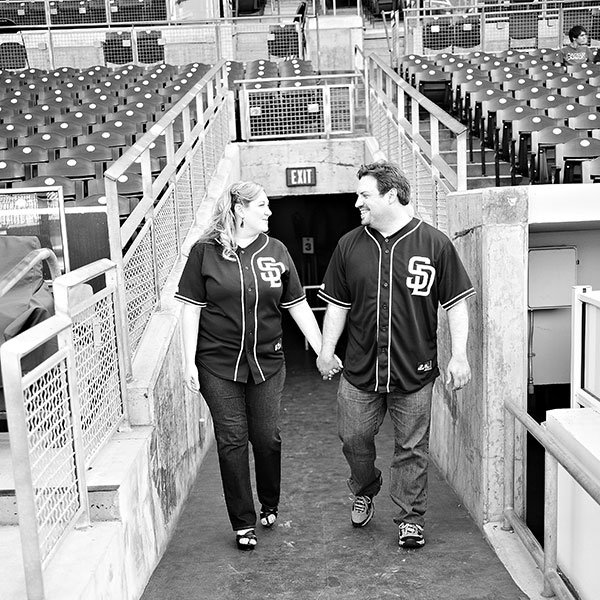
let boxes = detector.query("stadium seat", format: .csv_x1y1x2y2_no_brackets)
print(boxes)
12,174,84,201
581,155,600,183
60,142,116,165
87,171,144,199
567,111,600,138
22,132,70,159
0,158,26,187
77,131,128,154
76,194,136,220
511,114,556,176
560,81,596,99
577,90,600,108
0,124,36,147
546,101,588,124
555,137,600,182
531,125,582,183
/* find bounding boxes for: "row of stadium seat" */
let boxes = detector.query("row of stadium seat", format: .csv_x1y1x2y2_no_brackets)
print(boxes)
401,50,600,184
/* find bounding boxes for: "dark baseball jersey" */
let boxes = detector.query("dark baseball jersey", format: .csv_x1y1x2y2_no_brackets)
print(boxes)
318,218,475,394
175,233,305,383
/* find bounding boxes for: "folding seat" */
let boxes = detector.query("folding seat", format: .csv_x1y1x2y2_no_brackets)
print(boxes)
77,131,128,155
581,156,600,183
501,76,536,94
77,86,121,108
566,62,600,77
37,120,86,140
36,85,78,104
414,68,452,111
530,93,572,116
12,174,84,201
482,95,520,148
22,132,69,159
555,136,600,183
0,144,49,177
6,112,37,135
0,158,26,187
544,74,576,93
0,94,31,113
577,90,600,108
87,171,144,199
512,114,556,176
60,141,116,165
560,80,595,100
527,62,560,78
432,52,459,68
495,103,541,160
515,85,551,103
546,101,588,125
530,125,582,183
38,156,101,196
568,111,600,139
24,103,66,125
0,123,32,147
76,194,135,221
0,105,16,124
114,104,160,130
94,117,139,142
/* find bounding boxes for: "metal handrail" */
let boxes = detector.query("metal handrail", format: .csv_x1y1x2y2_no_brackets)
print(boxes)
0,248,60,299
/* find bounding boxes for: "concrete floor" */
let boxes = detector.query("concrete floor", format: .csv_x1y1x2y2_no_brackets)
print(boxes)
141,346,528,600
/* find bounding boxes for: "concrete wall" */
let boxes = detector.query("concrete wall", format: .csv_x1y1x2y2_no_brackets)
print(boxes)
433,186,529,525
238,138,371,196
306,15,363,72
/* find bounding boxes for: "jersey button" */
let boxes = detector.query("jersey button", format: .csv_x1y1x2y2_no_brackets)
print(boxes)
384,238,389,243
381,324,388,331
383,281,389,288
384,249,390,254
382,303,388,310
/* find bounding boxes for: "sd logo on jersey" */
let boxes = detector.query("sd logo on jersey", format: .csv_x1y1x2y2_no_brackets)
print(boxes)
406,256,435,296
257,257,285,287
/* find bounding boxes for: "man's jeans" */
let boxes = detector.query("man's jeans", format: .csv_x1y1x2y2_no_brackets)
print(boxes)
199,366,285,531
337,375,433,527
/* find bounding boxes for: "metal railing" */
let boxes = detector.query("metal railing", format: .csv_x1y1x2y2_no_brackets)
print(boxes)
357,46,467,233
0,14,310,70
402,0,600,58
503,285,600,600
237,73,359,140
103,60,232,370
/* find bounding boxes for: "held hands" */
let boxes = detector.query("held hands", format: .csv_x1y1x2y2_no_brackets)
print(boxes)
445,355,471,391
184,363,200,393
316,354,343,381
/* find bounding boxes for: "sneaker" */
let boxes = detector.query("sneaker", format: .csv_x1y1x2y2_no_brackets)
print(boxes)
398,522,425,548
351,495,374,528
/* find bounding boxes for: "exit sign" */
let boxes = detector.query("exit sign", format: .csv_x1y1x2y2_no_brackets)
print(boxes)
286,167,317,187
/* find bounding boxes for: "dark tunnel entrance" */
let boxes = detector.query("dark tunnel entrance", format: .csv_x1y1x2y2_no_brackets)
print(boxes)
268,192,360,371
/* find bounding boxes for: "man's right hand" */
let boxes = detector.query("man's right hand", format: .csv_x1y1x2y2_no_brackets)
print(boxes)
317,354,343,381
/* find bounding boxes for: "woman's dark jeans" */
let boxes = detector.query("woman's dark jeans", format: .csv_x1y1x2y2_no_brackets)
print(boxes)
198,366,285,531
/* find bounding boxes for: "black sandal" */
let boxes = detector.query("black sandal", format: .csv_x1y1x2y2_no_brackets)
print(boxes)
260,506,278,528
236,529,257,551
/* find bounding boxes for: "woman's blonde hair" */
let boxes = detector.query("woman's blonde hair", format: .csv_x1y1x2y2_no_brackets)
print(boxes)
197,181,264,260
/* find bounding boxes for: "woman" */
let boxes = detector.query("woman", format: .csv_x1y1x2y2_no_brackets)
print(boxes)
176,181,328,551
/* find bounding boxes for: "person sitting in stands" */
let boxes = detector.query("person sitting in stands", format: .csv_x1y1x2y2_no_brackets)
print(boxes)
558,25,599,65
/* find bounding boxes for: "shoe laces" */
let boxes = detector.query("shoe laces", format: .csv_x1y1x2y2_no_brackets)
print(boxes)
399,522,422,537
352,496,371,513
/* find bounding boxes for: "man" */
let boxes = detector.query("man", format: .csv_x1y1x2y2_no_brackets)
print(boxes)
558,25,599,65
316,162,475,549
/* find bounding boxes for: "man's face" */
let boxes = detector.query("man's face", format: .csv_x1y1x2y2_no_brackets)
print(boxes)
575,31,588,46
355,174,394,230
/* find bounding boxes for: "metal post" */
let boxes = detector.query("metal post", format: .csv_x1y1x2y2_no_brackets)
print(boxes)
1,346,46,600
503,408,515,531
105,176,133,380
570,285,590,408
542,452,558,598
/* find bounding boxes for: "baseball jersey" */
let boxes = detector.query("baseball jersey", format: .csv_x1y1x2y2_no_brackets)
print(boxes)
318,218,475,394
175,233,305,383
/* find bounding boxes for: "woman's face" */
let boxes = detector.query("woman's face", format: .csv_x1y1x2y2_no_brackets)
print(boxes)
241,190,271,234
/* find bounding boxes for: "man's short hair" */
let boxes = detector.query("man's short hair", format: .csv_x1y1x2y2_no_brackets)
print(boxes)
357,161,411,205
568,25,588,42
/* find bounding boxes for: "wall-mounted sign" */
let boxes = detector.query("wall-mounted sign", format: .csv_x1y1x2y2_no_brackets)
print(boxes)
302,237,314,254
286,167,317,187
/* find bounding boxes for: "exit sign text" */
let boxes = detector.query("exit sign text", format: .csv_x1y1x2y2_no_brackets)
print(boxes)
286,167,317,187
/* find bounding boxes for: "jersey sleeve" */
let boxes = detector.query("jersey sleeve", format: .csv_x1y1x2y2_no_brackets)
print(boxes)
437,240,476,310
174,243,208,307
317,242,351,310
279,245,306,309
